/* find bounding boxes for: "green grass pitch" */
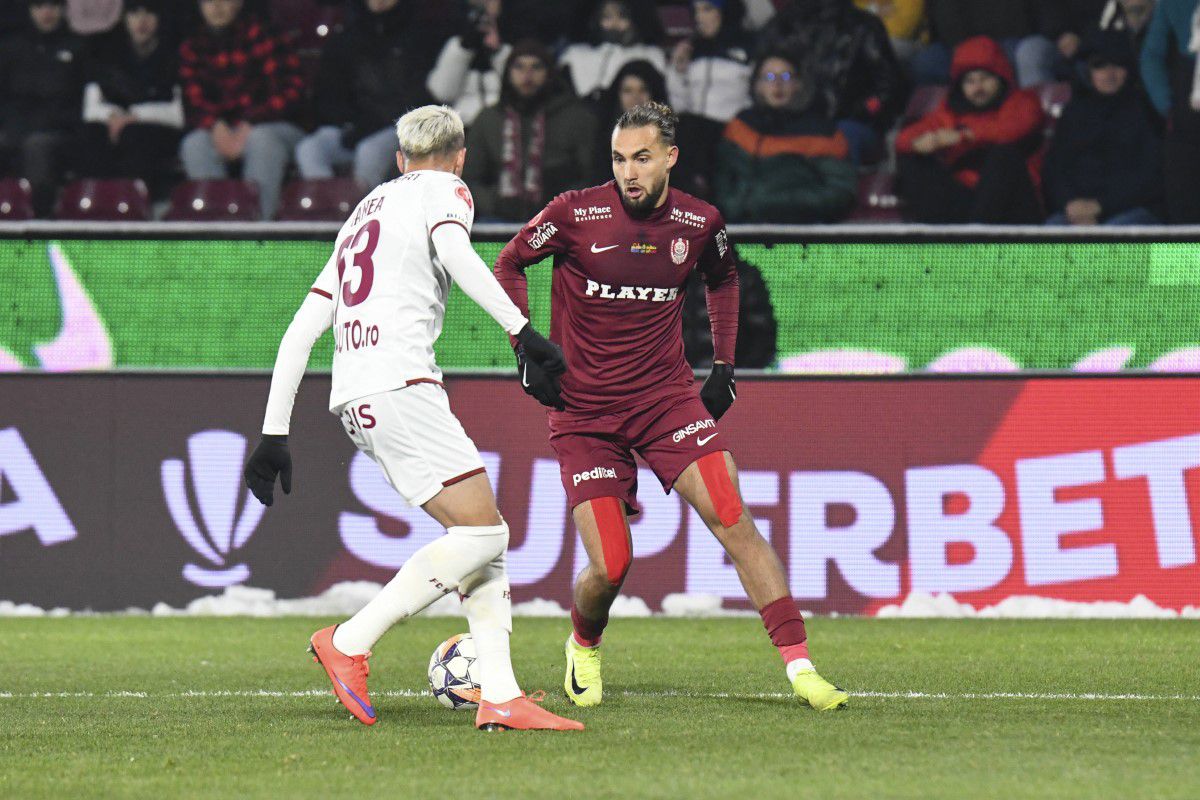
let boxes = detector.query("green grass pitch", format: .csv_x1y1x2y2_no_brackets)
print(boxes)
2,617,1198,799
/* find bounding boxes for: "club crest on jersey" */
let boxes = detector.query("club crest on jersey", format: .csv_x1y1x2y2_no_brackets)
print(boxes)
527,222,558,249
455,185,473,210
670,237,689,265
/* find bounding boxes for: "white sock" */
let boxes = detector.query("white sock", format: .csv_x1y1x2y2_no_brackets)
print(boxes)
786,658,815,682
332,522,509,656
460,552,522,704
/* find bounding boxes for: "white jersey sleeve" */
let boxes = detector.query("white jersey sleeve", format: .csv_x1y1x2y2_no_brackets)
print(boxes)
309,250,339,303
431,222,527,336
425,174,475,237
261,255,337,434
427,176,527,336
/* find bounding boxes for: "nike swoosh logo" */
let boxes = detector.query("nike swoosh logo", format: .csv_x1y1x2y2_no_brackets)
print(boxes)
590,244,619,253
697,433,718,446
570,665,587,696
521,362,530,388
483,705,513,718
333,675,376,719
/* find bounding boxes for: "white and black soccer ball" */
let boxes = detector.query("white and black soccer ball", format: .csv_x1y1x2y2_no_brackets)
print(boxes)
428,633,481,710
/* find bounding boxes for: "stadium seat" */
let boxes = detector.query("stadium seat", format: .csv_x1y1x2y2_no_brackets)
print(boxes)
847,170,903,223
902,85,948,125
165,180,261,221
54,179,151,221
278,178,364,221
0,178,34,220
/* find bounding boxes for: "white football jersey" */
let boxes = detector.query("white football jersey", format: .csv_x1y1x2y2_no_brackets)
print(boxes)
310,170,476,410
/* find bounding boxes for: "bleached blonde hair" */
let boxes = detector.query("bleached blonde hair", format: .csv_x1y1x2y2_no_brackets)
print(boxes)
394,105,466,161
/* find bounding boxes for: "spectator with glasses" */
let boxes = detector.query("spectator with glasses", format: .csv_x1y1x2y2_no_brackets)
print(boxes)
714,53,857,223
761,0,908,164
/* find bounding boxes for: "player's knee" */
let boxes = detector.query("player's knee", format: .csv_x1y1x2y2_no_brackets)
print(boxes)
447,520,509,564
605,549,631,587
697,452,743,529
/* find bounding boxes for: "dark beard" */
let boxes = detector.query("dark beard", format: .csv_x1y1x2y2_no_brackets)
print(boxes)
618,178,667,216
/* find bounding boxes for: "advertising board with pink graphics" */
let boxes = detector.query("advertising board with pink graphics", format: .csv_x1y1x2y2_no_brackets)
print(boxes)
1,375,1196,614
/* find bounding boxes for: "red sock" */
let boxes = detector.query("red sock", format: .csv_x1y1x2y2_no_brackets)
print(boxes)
759,596,809,665
571,606,606,648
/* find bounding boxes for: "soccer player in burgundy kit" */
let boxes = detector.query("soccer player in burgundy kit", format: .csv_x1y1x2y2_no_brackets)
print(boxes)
494,102,848,711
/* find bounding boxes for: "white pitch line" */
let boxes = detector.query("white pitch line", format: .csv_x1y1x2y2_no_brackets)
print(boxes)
0,689,1197,702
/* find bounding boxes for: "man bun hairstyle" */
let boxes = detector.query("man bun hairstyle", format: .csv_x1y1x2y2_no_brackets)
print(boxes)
394,105,466,161
615,101,678,147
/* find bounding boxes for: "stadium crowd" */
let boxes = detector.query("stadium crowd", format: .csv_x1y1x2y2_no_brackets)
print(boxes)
0,0,1195,225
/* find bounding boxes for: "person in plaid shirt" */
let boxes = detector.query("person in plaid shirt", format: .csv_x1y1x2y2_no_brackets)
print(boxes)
178,0,304,219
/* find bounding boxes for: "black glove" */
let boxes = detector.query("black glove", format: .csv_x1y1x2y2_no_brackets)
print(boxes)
513,325,566,410
700,363,736,421
243,434,292,507
515,323,565,374
516,348,565,410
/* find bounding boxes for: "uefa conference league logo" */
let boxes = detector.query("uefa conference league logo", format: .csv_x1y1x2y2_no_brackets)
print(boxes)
162,431,264,588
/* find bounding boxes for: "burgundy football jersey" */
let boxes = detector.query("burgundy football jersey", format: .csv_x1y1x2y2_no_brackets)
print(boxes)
495,181,738,413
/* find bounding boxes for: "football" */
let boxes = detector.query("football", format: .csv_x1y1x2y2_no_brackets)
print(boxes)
427,633,482,710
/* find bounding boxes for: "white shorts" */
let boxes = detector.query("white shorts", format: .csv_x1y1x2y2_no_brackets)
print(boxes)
335,381,486,507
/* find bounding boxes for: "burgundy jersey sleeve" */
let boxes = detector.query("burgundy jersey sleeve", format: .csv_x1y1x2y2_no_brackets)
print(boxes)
697,214,739,366
493,194,573,339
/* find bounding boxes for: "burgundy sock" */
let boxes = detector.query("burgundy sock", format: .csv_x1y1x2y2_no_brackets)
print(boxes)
759,596,809,664
571,606,607,648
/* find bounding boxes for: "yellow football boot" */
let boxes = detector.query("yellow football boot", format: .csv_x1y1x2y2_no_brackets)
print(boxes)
792,669,849,711
563,636,603,707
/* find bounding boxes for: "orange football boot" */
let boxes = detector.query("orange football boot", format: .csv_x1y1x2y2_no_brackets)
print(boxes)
308,625,377,726
475,691,584,732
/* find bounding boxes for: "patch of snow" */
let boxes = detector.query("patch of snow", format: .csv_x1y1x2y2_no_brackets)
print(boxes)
6,585,1197,619
609,595,653,617
511,598,569,617
875,591,1200,619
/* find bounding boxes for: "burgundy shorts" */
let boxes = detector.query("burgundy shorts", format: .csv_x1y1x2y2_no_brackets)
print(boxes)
548,389,727,515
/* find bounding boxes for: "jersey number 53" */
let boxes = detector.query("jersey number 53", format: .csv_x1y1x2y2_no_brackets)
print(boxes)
336,219,381,307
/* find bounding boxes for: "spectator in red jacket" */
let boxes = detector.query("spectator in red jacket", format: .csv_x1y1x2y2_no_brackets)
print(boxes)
177,0,305,219
896,36,1046,223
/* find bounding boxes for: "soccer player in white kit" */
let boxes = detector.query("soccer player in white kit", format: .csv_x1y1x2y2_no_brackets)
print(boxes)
243,106,581,732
